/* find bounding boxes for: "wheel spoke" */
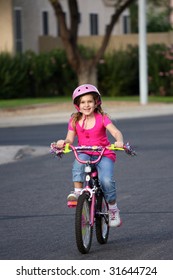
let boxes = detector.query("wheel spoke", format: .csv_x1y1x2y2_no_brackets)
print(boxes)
95,193,109,244
82,200,91,248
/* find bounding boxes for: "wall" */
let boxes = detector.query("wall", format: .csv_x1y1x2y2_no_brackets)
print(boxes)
0,0,14,53
39,32,173,53
13,0,128,53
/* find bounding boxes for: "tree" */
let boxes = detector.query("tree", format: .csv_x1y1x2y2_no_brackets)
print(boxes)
130,0,172,33
147,0,173,32
49,0,136,85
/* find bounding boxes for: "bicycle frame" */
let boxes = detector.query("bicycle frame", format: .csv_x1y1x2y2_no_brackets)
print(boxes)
68,145,106,227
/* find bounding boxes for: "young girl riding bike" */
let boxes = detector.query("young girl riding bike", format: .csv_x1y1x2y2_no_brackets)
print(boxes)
56,84,124,227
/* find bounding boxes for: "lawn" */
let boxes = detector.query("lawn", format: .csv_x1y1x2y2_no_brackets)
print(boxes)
0,96,173,110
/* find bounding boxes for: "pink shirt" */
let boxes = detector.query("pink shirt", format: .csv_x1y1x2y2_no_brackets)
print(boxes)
68,113,116,161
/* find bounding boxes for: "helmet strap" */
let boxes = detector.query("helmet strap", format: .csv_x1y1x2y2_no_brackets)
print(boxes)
81,115,87,131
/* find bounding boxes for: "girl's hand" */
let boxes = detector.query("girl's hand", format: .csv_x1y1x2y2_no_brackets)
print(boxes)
114,141,124,148
56,140,65,149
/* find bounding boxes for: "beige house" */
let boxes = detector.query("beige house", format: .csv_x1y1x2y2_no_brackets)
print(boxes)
0,0,130,54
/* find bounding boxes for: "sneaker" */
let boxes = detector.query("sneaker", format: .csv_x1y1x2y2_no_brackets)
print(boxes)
67,192,80,201
67,191,80,208
108,209,122,227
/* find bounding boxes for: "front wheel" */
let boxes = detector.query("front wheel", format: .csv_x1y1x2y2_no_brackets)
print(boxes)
75,192,93,254
95,192,109,244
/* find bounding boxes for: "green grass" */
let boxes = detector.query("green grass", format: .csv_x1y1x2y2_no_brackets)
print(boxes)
0,97,71,109
0,95,173,110
103,96,173,103
148,96,173,103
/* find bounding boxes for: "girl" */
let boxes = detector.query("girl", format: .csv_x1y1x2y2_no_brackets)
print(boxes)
56,84,124,227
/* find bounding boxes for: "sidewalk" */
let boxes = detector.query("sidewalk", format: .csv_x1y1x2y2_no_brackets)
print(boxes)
0,101,173,128
0,101,173,165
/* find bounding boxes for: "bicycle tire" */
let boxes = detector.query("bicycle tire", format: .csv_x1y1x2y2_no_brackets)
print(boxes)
95,192,109,244
75,192,93,254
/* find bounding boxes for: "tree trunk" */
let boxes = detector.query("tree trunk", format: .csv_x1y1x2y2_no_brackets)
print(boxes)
77,67,97,87
77,64,97,86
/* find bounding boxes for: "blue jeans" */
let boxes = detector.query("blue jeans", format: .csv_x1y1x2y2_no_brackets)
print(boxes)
72,153,116,203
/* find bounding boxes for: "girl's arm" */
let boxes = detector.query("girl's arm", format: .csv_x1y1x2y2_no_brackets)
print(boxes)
56,130,76,148
106,123,124,148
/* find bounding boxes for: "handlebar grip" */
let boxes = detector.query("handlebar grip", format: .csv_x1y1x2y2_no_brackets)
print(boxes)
107,144,124,151
63,143,71,153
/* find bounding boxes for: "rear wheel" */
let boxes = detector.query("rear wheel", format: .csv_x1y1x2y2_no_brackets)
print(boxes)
95,193,109,244
75,192,93,254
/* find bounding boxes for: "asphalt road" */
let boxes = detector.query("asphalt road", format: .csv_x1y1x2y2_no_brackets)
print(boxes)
0,115,173,260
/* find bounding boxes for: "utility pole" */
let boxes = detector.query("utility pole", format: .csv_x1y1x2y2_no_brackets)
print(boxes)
139,0,148,104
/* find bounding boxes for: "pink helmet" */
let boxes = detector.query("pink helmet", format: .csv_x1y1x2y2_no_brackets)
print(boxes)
72,84,102,111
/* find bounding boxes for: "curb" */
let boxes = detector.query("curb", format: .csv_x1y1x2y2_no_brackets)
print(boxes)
0,103,173,128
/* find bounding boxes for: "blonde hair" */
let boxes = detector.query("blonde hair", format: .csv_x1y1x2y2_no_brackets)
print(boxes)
71,93,107,129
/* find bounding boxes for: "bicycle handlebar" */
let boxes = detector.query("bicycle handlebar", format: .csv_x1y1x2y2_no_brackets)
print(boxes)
50,142,136,162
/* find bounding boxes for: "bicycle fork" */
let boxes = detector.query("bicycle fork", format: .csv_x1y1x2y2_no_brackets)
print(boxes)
80,186,96,227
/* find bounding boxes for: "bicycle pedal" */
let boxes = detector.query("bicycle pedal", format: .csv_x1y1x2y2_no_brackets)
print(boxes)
67,200,77,208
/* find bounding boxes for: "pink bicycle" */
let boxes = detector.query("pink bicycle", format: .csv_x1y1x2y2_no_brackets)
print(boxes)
50,142,136,254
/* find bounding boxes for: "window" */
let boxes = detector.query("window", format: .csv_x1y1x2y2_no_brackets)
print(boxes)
14,8,23,53
90,13,98,35
42,11,49,35
78,13,81,24
123,15,131,34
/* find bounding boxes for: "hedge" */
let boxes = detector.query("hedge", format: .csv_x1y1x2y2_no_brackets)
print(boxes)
0,44,173,99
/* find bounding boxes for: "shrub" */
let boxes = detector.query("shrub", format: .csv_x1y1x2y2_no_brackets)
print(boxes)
148,44,173,96
0,49,77,99
98,46,139,96
1,44,173,99
0,52,31,99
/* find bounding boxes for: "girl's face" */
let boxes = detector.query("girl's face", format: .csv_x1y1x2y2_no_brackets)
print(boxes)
79,94,96,116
